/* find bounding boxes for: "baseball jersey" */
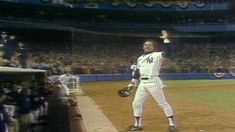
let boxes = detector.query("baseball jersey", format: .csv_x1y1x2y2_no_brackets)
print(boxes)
58,74,76,85
137,52,163,79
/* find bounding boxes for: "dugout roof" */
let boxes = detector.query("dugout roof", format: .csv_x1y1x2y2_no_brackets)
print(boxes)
0,66,46,73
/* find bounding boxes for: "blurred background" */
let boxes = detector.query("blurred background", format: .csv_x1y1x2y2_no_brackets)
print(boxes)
0,0,235,75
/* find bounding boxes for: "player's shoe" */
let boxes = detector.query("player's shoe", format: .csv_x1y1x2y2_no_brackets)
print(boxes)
168,115,178,132
128,125,143,131
168,125,177,132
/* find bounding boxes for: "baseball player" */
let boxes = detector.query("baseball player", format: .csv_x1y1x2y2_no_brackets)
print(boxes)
128,39,177,132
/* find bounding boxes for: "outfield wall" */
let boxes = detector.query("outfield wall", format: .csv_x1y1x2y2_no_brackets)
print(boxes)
77,73,235,82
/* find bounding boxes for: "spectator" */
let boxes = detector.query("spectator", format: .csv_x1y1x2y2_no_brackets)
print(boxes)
0,32,11,61
0,88,10,132
18,89,33,132
6,83,23,105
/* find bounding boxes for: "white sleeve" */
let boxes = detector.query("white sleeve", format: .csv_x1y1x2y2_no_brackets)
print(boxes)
136,58,141,69
154,52,163,60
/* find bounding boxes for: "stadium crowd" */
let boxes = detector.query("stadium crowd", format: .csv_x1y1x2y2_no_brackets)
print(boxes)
1,31,234,74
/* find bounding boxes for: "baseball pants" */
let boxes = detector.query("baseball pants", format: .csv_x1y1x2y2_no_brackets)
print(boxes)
132,81,173,117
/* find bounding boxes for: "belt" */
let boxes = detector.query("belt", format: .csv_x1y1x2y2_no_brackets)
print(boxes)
140,77,149,80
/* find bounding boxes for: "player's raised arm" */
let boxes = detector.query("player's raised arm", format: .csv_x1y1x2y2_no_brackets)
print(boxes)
160,30,172,58
161,42,172,58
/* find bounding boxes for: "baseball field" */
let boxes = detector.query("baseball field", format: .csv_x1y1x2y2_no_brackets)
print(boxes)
81,80,235,132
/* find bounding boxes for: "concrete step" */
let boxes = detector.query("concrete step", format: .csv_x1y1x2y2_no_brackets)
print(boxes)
77,96,119,132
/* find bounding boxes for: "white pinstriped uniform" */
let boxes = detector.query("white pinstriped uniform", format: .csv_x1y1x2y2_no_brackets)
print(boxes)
132,51,173,118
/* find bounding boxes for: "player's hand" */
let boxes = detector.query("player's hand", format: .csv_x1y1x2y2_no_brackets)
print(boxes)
160,30,170,44
118,83,137,97
131,78,139,86
130,65,137,70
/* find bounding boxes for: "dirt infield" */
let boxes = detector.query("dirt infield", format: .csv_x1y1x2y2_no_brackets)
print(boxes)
81,81,235,132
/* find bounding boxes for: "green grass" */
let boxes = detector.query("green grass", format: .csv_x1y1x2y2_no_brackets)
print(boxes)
174,90,235,111
163,79,235,87
83,80,235,111
164,80,235,111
